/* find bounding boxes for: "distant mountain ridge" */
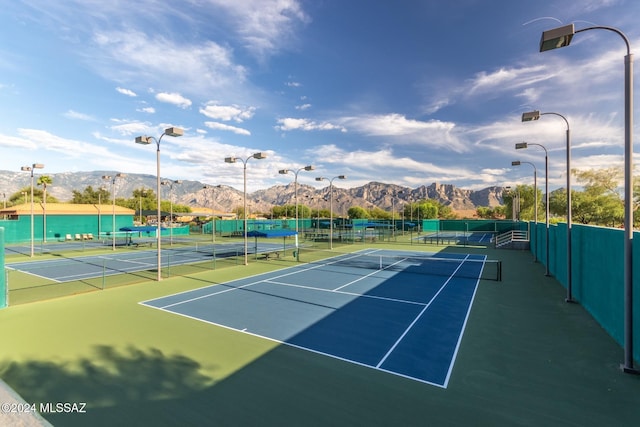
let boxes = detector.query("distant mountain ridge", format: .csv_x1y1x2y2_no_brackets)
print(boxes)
0,170,505,214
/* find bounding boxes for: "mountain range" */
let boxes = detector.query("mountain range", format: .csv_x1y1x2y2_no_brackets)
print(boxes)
0,170,505,215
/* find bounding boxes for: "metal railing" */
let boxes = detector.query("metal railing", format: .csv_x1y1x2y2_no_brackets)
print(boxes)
495,229,529,248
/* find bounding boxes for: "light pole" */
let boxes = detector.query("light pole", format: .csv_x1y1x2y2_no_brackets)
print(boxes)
225,152,268,265
279,165,315,234
162,180,182,245
203,184,222,244
135,127,184,281
538,22,636,373
516,142,549,275
316,175,346,249
138,188,147,225
20,163,44,257
98,186,106,238
522,110,573,302
512,160,538,262
102,173,126,250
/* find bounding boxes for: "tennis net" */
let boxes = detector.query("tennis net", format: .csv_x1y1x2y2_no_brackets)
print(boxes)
296,248,502,281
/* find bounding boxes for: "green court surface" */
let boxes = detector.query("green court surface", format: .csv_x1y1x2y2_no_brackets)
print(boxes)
0,243,639,426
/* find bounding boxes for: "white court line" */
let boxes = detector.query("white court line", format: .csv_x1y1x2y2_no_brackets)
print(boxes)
262,279,426,307
375,254,471,369
140,300,448,389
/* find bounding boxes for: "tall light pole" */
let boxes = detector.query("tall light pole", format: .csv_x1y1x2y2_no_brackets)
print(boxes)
512,160,538,262
102,173,126,250
135,127,184,281
138,188,147,225
522,110,573,302
162,180,182,245
20,163,44,257
538,22,636,373
225,152,268,265
98,186,106,238
279,165,315,234
203,184,222,244
516,142,549,275
316,175,347,249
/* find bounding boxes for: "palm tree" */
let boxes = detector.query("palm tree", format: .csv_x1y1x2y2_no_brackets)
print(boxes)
37,175,53,242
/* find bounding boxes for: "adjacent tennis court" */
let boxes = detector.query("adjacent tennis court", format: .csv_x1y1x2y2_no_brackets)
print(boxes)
142,248,495,387
414,231,495,245
5,242,296,282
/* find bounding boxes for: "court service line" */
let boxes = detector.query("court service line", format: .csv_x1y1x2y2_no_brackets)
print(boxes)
156,254,373,310
331,256,404,292
262,279,426,307
375,254,471,369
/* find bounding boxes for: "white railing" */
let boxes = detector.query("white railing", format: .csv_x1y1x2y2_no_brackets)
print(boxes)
495,230,529,247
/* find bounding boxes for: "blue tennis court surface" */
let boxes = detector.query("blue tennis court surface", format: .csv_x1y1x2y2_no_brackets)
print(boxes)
6,242,294,282
142,249,487,387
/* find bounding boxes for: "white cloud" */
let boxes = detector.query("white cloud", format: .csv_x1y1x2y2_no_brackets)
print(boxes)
339,114,466,152
204,121,251,136
275,117,346,132
200,103,255,122
156,92,192,109
137,107,155,114
63,110,95,121
109,121,151,136
0,133,37,150
89,30,248,97
295,103,311,110
209,0,310,59
116,87,137,97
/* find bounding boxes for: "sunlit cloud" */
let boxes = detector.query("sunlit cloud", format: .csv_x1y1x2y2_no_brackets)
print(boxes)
204,121,251,136
156,92,192,109
116,87,137,97
275,118,347,132
200,103,256,122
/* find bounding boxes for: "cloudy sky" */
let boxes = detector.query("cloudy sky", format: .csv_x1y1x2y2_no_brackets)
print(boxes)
0,0,638,192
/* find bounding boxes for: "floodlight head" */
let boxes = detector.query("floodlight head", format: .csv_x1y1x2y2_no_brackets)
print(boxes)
135,136,152,145
21,166,31,172
252,152,267,159
174,180,183,184
515,142,528,149
512,161,521,166
540,23,575,52
303,165,315,171
115,173,126,178
164,127,184,137
521,111,541,122
279,169,289,175
102,175,112,180
315,177,326,182
33,163,44,169
337,175,347,179
225,157,237,163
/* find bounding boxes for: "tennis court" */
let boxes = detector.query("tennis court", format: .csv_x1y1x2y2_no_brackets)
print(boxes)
414,231,495,245
142,248,494,387
5,242,296,282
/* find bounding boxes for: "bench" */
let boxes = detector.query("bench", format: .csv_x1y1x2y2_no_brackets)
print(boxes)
260,251,281,260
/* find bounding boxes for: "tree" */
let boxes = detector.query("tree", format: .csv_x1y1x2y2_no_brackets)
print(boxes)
71,186,110,204
37,175,58,203
348,206,370,219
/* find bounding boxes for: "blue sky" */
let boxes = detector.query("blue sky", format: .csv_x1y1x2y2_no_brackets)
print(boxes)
1,0,638,193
